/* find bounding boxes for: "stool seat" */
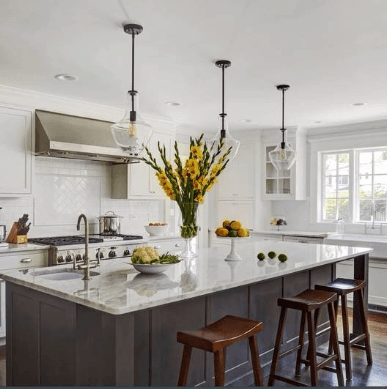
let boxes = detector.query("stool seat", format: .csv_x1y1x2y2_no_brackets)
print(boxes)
278,289,337,311
315,278,365,295
177,315,264,386
177,315,263,352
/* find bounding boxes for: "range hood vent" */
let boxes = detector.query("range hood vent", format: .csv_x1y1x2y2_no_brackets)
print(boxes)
35,110,140,164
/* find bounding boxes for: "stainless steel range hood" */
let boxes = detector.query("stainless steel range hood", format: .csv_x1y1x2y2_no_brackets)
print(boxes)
35,110,140,163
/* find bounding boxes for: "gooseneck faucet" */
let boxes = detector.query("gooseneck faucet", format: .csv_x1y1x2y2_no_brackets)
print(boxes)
76,214,90,280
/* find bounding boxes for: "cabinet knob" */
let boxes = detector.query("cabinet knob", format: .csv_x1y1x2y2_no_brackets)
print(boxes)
20,258,32,263
153,245,161,249
175,243,182,247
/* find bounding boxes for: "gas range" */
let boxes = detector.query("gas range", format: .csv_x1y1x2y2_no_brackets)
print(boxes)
29,234,145,266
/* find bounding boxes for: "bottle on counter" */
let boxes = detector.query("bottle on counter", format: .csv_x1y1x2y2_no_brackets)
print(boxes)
335,218,345,234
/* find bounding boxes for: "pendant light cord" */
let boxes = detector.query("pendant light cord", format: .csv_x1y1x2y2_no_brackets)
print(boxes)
280,87,286,149
131,31,135,112
220,64,226,138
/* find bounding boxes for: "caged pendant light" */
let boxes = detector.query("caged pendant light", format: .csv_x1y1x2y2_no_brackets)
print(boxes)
111,24,153,157
269,84,296,172
207,60,240,161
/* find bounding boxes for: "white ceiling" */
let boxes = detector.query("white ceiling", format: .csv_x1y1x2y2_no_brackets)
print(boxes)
1,0,387,135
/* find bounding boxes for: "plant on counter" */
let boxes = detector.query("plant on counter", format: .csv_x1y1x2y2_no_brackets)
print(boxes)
141,134,232,240
131,246,181,264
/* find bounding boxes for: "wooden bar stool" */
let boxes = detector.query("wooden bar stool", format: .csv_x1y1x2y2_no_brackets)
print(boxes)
177,315,264,386
315,278,373,380
268,289,344,387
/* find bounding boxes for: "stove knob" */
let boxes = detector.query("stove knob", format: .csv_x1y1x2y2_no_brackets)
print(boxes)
109,250,116,258
76,254,82,262
82,254,86,260
57,255,64,264
65,254,73,263
123,249,130,256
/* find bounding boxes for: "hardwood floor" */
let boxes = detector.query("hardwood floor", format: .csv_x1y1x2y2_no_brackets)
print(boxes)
268,309,387,387
0,310,385,386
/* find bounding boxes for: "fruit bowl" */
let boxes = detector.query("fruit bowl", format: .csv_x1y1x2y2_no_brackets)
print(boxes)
144,223,169,236
216,236,250,261
129,261,181,274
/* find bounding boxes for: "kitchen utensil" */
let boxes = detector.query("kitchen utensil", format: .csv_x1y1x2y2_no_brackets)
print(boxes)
0,225,6,243
98,211,123,235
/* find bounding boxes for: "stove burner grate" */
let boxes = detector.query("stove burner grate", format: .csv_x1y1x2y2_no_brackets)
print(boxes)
29,236,104,246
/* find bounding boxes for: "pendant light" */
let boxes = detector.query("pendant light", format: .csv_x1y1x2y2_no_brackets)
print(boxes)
111,24,153,157
269,84,296,171
207,60,240,161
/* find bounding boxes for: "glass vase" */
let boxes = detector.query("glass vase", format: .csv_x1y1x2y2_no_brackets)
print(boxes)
178,202,199,259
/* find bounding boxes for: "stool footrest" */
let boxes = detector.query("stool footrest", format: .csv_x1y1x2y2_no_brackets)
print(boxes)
272,374,308,387
278,344,302,360
349,333,366,345
351,344,367,351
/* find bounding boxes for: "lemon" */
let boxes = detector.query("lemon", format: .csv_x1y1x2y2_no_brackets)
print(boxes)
230,220,242,230
257,252,265,260
268,251,276,259
278,254,288,262
222,220,231,228
218,228,229,237
215,227,222,236
237,228,248,237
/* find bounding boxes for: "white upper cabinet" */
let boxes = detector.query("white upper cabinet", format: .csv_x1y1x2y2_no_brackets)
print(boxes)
217,143,255,200
262,130,307,200
0,106,33,196
111,131,173,199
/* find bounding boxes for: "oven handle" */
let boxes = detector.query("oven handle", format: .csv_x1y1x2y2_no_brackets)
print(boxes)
20,258,32,263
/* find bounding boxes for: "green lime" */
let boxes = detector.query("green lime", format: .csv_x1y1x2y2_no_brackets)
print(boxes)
278,254,288,262
268,251,276,259
228,229,238,237
257,252,265,261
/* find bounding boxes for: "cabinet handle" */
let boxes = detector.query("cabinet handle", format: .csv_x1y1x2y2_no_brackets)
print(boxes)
20,258,32,263
175,243,182,247
299,240,308,244
153,245,161,249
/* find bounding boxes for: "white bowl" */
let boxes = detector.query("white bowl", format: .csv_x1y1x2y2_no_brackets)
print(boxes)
130,261,180,274
144,224,169,236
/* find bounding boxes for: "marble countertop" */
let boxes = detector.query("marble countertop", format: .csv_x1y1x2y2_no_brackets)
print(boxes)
0,240,372,315
0,243,50,254
252,230,329,238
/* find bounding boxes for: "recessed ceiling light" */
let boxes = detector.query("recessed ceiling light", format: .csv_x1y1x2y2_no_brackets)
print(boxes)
165,101,182,107
352,102,367,106
55,74,79,81
240,119,252,123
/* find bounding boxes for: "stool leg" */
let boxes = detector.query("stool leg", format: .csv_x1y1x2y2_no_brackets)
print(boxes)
178,345,192,386
268,307,287,386
358,288,373,365
328,301,344,386
214,348,225,386
249,335,264,386
307,311,318,386
306,308,320,370
341,294,352,380
328,298,339,355
295,311,306,376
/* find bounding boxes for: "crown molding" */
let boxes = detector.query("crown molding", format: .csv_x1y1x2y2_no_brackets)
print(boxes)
0,84,180,128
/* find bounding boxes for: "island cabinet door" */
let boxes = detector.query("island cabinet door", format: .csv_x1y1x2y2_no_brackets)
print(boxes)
206,286,251,387
150,296,207,387
6,283,76,387
249,278,283,374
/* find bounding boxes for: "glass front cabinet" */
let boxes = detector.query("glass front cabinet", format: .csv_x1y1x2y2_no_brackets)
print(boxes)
263,134,307,200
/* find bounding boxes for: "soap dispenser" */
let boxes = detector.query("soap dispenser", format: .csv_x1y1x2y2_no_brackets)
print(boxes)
336,218,345,235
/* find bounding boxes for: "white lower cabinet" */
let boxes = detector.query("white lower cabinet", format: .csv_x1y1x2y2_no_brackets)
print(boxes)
148,238,185,253
0,280,5,338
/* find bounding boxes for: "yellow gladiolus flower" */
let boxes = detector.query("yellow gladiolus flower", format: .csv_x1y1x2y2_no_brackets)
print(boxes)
193,180,202,190
186,159,199,177
190,145,203,160
210,163,221,177
194,194,204,203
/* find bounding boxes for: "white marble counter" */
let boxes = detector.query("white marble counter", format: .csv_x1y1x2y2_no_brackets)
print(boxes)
252,230,328,238
0,240,372,315
0,243,50,254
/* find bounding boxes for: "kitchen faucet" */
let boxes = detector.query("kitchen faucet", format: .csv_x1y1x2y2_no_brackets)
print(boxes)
76,214,96,280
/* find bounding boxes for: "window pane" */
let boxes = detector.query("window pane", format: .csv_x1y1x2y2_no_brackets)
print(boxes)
325,155,337,174
359,152,372,175
359,185,372,198
359,174,372,186
338,198,350,221
338,175,349,186
358,200,373,221
325,185,337,199
338,188,349,197
374,151,387,174
374,175,387,198
338,154,349,174
375,200,387,222
325,176,336,186
324,198,337,219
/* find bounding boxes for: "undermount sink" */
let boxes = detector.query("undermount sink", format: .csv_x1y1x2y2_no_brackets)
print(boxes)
31,268,100,281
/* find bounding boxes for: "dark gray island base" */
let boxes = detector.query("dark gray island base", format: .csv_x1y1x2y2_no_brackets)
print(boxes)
4,243,370,386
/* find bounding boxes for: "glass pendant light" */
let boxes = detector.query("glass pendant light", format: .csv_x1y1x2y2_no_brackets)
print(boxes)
207,60,240,161
111,24,153,157
269,84,296,171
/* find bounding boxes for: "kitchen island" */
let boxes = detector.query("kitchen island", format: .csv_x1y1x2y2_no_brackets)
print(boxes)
1,240,371,386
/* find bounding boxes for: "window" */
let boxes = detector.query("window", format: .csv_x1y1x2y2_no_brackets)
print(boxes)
321,148,387,223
